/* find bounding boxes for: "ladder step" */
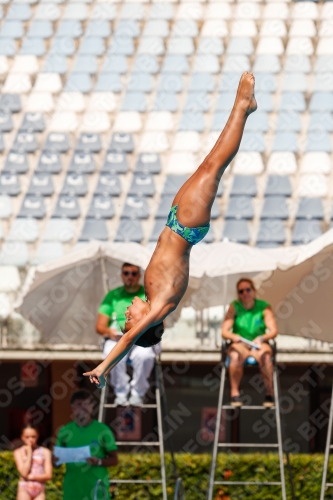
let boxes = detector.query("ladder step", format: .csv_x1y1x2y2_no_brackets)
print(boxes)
325,483,333,487
104,404,157,409
222,405,275,410
214,481,282,486
110,479,162,484
116,441,160,446
218,443,278,448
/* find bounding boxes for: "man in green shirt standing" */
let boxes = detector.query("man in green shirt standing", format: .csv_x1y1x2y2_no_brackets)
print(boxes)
222,277,278,408
54,390,118,500
96,262,160,406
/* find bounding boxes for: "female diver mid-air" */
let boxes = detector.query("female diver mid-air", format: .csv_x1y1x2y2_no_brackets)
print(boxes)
84,72,257,389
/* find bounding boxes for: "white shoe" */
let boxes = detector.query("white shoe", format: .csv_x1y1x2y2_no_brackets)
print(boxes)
128,394,143,406
114,395,128,406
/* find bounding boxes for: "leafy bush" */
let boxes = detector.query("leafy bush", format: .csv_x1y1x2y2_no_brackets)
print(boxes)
0,451,332,499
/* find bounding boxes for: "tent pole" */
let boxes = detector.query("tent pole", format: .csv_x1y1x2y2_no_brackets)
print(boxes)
100,258,109,295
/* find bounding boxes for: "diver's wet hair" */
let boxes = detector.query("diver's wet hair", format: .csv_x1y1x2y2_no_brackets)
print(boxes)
135,322,164,348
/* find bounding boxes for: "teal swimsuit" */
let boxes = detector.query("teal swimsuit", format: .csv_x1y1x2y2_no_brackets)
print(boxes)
166,205,210,245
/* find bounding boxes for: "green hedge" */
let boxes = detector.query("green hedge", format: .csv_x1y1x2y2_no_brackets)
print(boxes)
1,451,333,499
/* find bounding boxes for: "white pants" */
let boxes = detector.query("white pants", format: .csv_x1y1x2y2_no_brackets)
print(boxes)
103,339,161,398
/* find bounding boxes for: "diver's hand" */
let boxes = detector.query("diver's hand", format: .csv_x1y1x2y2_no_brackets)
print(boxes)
83,368,106,389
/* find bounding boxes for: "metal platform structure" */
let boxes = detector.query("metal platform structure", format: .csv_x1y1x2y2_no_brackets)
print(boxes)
207,341,287,500
98,357,184,500
320,382,333,500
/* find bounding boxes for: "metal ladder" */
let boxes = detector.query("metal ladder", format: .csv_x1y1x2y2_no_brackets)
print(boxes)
98,357,184,500
320,382,333,500
207,342,286,500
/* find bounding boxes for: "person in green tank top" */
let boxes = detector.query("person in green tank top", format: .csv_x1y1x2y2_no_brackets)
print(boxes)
222,278,278,408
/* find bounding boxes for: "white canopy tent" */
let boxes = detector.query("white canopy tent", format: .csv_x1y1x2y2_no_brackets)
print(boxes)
14,230,333,346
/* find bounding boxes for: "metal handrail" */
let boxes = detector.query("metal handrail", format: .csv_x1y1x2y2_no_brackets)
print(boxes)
94,479,107,500
174,477,185,500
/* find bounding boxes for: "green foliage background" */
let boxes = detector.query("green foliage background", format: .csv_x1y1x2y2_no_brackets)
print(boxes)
1,451,332,499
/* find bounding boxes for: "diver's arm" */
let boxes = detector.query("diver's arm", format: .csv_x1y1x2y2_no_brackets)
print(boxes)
84,303,172,388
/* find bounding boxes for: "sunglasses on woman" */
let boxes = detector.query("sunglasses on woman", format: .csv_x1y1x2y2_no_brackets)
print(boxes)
238,287,252,294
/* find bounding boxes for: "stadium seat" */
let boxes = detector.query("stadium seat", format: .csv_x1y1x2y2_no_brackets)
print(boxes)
149,3,174,20
292,220,322,244
13,131,38,153
304,132,332,153
230,175,257,197
163,175,188,195
87,196,115,219
225,196,254,220
162,54,188,73
56,20,82,38
158,73,183,93
281,73,308,92
32,242,64,265
135,153,161,174
239,132,266,153
290,20,316,37
0,39,16,57
314,55,333,73
95,74,122,93
42,218,74,242
265,176,292,197
122,196,150,219
109,133,134,153
149,219,166,242
61,174,88,197
0,242,29,267
308,113,333,132
115,219,144,243
179,112,205,132
36,151,62,174
197,38,224,56
256,37,284,56
102,55,128,74
223,57,250,74
20,38,46,57
276,112,301,132
19,196,46,219
53,196,81,219
261,196,289,220
7,4,30,21
279,92,306,111
296,198,324,220
222,220,250,244
153,93,178,112
95,174,122,196
68,152,95,174
256,219,286,245
139,132,169,153
109,36,135,56
284,55,311,73
211,112,228,131
128,73,153,93
271,133,299,153
227,38,254,55
114,20,140,38
86,20,111,38
28,173,54,196
121,92,147,112
144,20,169,38
42,55,67,75
193,54,220,73
63,3,88,21
0,20,23,38
301,153,332,174
21,112,45,132
50,37,76,56
309,92,333,111
188,73,215,92
0,111,13,132
253,55,281,73
0,174,20,196
245,112,269,132
173,132,201,153
313,74,333,92
79,219,108,241
145,112,174,132
172,19,198,38
201,20,228,38
129,174,155,197
231,20,257,38
4,151,29,174
102,152,128,174
155,196,174,219
255,93,274,112
168,37,194,56
184,92,210,112
73,55,98,75
297,174,328,197
0,195,12,218
267,152,297,175
233,152,264,175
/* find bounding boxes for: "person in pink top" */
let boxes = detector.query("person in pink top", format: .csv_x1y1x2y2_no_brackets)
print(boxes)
14,424,52,500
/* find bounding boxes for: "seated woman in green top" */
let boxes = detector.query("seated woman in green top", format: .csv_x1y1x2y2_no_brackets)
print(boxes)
222,278,278,408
